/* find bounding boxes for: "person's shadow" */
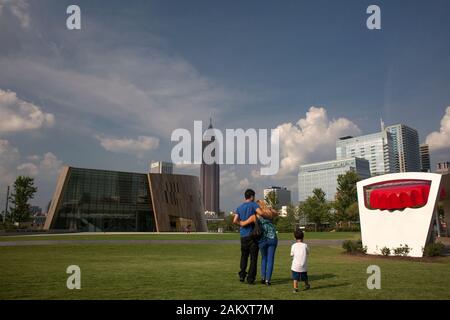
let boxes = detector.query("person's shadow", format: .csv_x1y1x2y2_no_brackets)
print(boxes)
270,273,349,290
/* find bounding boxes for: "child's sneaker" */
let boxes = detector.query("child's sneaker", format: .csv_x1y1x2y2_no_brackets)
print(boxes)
292,288,299,293
304,284,311,291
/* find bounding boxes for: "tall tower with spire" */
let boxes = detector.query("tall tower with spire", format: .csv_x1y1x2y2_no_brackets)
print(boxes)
200,118,220,215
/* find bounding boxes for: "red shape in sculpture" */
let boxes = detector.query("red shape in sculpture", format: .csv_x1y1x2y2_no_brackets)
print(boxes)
369,184,430,210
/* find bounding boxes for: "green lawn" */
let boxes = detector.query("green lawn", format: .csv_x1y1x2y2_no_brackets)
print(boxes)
0,232,360,242
0,235,449,300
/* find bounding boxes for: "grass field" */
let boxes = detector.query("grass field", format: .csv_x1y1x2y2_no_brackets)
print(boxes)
0,232,360,242
0,233,449,300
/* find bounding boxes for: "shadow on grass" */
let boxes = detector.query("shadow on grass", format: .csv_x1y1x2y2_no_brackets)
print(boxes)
270,273,337,285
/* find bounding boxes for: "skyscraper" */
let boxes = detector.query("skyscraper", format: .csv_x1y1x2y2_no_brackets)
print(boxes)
419,144,431,173
336,131,396,176
385,124,421,172
200,119,220,214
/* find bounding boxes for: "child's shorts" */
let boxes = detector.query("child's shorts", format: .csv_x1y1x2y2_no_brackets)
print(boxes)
292,271,308,281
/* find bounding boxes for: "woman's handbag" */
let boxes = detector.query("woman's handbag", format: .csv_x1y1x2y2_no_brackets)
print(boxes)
250,215,262,240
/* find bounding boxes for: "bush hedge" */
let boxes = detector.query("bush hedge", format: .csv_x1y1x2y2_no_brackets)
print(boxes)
423,242,445,257
342,240,367,254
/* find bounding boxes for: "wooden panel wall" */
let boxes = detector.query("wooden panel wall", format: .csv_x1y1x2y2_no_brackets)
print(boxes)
148,173,207,232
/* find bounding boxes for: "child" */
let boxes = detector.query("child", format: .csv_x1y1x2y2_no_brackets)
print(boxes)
290,229,310,293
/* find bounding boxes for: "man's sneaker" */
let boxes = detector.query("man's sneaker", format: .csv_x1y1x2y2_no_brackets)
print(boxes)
247,279,255,285
304,284,311,291
292,288,299,293
260,279,266,284
238,272,246,282
265,281,271,286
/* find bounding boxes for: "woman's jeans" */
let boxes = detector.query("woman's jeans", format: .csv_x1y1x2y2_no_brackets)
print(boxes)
258,238,278,282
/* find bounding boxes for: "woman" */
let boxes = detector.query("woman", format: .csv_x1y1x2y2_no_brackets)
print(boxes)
239,200,279,285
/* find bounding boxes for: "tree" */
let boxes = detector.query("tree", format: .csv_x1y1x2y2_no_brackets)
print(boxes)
333,171,361,225
264,191,279,209
300,188,331,231
274,204,298,232
9,176,37,224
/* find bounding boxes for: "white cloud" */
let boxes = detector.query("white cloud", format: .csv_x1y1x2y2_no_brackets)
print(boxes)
214,107,360,210
96,135,159,155
0,0,30,28
16,152,62,178
0,89,54,133
1,139,62,200
17,162,38,176
275,106,361,177
39,152,63,177
426,106,450,152
220,166,251,197
0,139,20,185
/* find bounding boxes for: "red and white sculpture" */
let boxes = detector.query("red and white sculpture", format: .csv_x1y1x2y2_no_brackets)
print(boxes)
357,172,446,257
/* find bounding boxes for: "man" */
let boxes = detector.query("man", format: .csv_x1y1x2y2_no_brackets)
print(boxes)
233,189,265,284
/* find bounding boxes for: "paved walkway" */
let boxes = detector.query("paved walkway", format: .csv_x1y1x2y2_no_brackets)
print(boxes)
0,239,344,247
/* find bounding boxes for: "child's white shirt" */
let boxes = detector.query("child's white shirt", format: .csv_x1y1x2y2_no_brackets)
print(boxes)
290,242,309,272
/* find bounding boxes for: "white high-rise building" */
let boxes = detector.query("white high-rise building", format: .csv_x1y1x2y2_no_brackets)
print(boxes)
150,161,173,174
298,157,371,202
336,131,396,176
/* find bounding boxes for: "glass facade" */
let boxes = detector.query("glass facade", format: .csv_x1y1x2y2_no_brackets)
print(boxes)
336,131,396,176
386,124,421,172
53,168,156,232
298,157,371,202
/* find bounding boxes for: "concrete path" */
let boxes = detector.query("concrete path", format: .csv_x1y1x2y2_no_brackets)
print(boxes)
0,239,344,247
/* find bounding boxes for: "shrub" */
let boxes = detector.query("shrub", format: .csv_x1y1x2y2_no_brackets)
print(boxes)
381,247,391,256
342,240,367,254
423,242,445,257
334,225,361,232
393,244,411,257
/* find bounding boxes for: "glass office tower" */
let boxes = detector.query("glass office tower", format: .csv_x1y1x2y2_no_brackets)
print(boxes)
52,168,156,232
336,131,396,176
385,124,421,172
298,157,371,202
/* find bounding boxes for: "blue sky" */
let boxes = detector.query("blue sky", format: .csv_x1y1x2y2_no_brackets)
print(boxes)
0,0,449,212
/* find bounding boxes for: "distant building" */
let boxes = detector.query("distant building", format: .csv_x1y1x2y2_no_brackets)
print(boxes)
30,206,43,216
263,186,291,207
336,131,396,176
420,144,431,172
150,161,173,174
298,157,371,202
436,162,450,174
44,166,207,232
280,206,288,218
385,124,421,172
200,119,220,215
